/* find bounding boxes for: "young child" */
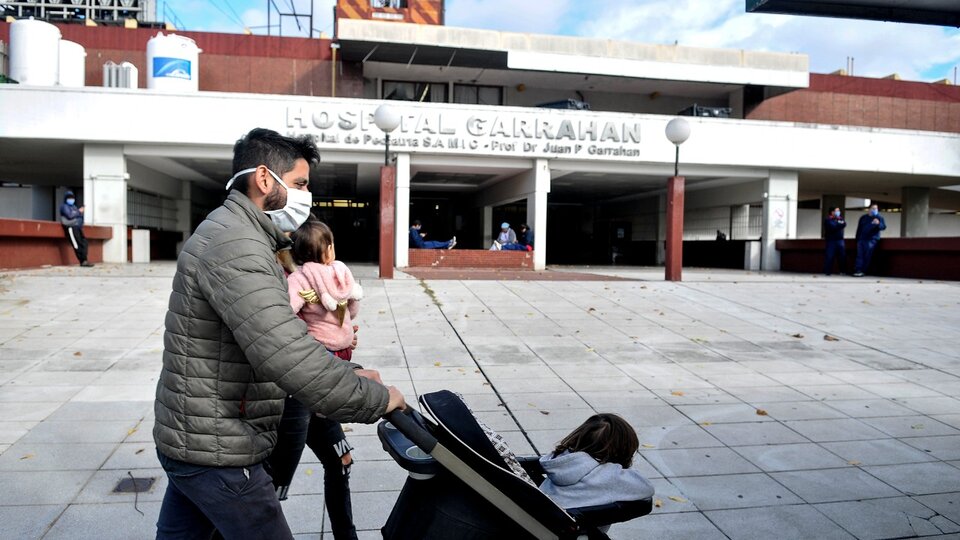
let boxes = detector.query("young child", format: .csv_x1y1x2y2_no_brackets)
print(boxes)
270,219,363,540
538,413,654,510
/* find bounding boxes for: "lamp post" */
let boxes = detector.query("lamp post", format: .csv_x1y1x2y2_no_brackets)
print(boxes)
664,118,691,282
374,104,400,279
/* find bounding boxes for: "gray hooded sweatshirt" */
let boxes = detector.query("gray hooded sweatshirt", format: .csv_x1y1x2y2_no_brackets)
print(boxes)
539,451,655,510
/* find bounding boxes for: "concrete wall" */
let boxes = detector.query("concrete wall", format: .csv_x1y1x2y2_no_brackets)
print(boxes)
797,210,960,238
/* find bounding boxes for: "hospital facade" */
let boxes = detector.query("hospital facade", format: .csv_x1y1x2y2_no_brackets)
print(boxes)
1,1,959,275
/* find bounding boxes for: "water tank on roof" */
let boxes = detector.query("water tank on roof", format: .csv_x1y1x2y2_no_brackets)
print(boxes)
146,32,201,92
58,40,86,87
9,18,61,86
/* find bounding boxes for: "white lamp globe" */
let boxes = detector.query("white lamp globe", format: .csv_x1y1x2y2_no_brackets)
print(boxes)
665,118,691,146
374,104,401,134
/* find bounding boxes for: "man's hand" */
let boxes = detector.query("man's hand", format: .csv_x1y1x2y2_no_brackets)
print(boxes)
872,218,880,225
78,207,85,213
354,369,383,385
385,385,406,413
351,325,359,350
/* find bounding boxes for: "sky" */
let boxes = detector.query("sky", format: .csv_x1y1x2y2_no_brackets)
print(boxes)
162,0,960,83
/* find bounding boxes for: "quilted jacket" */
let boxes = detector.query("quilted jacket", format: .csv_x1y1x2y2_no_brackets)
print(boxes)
153,190,389,467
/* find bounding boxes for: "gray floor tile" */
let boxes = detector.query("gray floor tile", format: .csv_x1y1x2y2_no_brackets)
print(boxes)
902,435,960,461
734,443,851,472
770,467,902,503
0,504,66,540
751,401,848,421
42,501,161,540
913,493,960,525
670,473,803,511
703,422,810,447
18,420,137,444
608,511,727,540
706,504,855,540
0,441,116,471
865,462,960,495
44,401,153,422
782,418,889,442
74,468,168,504
676,403,775,424
0,470,94,504
821,438,939,466
897,397,960,416
861,415,960,438
825,398,919,418
635,425,724,449
816,496,960,539
647,478,700,513
281,494,325,535
643,447,760,477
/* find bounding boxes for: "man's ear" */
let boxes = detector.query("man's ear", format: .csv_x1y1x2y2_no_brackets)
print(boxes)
252,165,272,196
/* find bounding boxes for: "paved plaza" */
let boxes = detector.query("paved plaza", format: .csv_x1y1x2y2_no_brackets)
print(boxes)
1,263,959,539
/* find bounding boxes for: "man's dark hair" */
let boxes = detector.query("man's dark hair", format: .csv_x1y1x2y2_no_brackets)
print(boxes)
230,128,320,194
412,220,422,227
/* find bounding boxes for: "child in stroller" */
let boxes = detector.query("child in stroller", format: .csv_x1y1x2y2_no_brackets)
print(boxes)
378,390,654,540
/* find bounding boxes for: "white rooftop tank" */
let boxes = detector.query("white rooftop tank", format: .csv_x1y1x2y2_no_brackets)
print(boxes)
58,40,87,88
9,18,62,86
146,32,202,92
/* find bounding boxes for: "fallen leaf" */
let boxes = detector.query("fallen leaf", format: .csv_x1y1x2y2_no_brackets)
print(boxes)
434,362,442,367
585,348,595,353
342,426,353,432
305,468,314,476
127,426,139,436
587,307,596,312
668,496,688,503
73,351,83,357
670,390,685,397
19,453,35,460
654,499,663,508
823,335,840,342
135,448,145,454
539,410,550,415
790,333,804,339
378,310,386,315
641,443,655,449
700,422,712,426
848,460,861,466
911,424,925,430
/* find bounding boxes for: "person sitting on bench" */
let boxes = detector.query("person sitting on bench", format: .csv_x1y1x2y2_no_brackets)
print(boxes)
410,220,456,250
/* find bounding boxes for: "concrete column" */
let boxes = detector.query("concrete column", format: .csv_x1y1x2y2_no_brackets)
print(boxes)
901,187,930,237
655,194,666,265
821,194,845,237
482,206,493,248
175,180,191,255
394,153,411,268
83,144,128,263
527,159,550,271
760,170,799,271
730,204,750,239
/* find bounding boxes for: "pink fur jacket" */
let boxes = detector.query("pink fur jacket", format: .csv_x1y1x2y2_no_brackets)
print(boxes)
287,261,363,352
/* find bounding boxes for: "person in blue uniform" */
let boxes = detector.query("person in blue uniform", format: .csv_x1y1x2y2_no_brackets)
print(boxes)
409,220,456,249
853,204,886,277
59,191,94,267
823,207,846,275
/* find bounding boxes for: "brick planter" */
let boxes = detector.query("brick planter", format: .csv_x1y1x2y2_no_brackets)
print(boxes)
408,248,534,269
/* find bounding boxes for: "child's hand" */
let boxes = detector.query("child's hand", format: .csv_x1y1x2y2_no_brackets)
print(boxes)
351,325,359,350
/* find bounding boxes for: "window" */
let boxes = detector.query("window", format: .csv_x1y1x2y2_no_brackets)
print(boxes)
453,84,503,106
383,81,447,103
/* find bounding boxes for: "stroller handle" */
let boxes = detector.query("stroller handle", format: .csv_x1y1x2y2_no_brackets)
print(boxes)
385,407,438,454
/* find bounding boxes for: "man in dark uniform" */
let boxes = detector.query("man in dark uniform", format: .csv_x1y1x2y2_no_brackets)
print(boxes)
823,207,846,275
854,204,886,277
59,190,94,267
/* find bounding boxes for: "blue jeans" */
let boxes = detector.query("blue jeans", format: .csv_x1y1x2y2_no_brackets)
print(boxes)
500,243,528,251
824,240,845,274
855,238,877,273
155,452,292,540
419,240,451,249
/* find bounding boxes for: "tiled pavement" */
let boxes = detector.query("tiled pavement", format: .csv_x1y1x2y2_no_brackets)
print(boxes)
1,263,959,539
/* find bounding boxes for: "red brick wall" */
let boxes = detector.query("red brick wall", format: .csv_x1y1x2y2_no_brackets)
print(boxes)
408,249,533,269
0,218,111,269
0,22,364,97
748,74,960,133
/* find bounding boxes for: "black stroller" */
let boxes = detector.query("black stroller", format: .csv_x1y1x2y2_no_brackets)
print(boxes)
379,390,654,539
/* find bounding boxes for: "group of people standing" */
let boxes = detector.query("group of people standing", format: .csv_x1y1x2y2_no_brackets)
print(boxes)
824,203,887,276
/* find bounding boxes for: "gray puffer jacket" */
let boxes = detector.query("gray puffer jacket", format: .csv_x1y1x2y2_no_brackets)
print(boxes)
154,190,389,467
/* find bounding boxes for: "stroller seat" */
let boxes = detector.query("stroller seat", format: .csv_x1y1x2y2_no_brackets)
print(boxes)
379,390,654,540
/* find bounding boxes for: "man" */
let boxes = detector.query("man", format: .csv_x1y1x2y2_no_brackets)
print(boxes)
409,219,456,249
823,207,846,275
853,203,886,277
501,223,533,251
490,222,517,250
153,128,405,539
59,190,94,267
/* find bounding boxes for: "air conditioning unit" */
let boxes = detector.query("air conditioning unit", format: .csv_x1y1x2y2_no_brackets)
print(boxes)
103,61,138,89
679,104,732,118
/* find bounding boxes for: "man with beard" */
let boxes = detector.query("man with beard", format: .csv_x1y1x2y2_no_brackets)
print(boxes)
153,128,405,539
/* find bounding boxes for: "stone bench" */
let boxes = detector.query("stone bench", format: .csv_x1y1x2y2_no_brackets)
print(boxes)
408,248,534,269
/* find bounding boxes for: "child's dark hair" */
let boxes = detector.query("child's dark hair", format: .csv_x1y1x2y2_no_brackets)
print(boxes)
552,413,639,468
291,218,334,265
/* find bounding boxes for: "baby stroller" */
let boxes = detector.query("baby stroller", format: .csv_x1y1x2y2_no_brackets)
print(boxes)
379,390,654,540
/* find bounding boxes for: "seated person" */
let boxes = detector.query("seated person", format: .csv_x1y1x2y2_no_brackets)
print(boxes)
490,222,517,250
501,224,533,251
410,219,456,249
539,413,654,511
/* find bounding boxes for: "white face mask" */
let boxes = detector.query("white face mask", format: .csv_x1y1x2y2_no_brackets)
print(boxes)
227,167,313,232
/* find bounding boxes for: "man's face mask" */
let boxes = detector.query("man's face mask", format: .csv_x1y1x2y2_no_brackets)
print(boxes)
227,167,312,232
66,198,76,206
834,210,841,218
870,208,879,217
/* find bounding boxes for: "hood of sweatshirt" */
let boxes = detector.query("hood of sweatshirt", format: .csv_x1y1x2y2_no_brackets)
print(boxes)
539,451,601,487
299,261,358,301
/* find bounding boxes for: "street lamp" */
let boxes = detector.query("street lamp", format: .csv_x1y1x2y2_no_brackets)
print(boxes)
373,104,400,279
374,104,401,166
663,117,691,282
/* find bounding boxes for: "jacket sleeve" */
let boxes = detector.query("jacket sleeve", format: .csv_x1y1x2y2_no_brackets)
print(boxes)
197,240,389,423
509,230,517,243
878,217,887,232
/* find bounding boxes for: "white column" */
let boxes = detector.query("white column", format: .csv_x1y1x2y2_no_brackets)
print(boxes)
761,170,799,271
176,180,191,255
527,159,550,270
482,206,493,248
655,194,666,265
394,153,411,268
83,144,128,263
